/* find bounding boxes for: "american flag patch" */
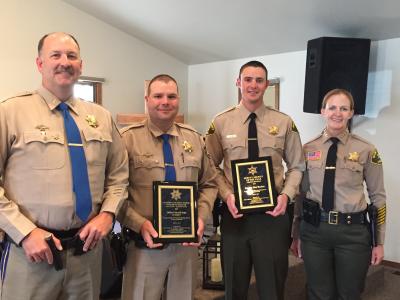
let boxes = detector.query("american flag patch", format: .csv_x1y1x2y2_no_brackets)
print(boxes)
307,151,321,161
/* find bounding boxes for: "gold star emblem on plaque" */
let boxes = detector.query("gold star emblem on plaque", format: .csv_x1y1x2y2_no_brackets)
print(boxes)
248,166,257,176
182,141,193,153
171,189,182,200
347,152,359,162
85,115,99,128
268,125,279,135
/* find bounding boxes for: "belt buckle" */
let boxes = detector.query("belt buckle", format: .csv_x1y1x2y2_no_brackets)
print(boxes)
328,211,339,225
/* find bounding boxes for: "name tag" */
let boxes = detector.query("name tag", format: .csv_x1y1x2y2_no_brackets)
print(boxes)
226,134,237,139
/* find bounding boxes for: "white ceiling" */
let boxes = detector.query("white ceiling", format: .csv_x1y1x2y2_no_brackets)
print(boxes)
62,0,400,65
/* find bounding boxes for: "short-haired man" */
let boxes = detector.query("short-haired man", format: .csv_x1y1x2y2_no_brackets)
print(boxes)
205,61,305,299
120,74,217,300
0,32,129,299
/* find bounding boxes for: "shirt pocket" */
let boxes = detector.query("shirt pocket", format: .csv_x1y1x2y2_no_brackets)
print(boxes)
259,135,285,153
306,159,323,170
132,155,164,188
221,137,246,161
81,128,112,166
343,160,364,173
177,154,201,181
23,130,65,169
306,159,324,183
259,135,285,167
337,160,364,188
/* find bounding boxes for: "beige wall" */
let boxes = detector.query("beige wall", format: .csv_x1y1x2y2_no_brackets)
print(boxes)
0,0,188,118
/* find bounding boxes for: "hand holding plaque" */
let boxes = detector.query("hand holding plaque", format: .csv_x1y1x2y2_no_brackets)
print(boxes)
231,156,277,214
153,181,198,243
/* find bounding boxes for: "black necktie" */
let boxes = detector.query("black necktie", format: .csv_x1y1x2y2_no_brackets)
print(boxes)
248,113,258,159
322,137,339,212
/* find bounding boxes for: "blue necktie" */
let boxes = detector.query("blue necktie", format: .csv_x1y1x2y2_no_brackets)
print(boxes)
57,102,92,221
161,134,176,181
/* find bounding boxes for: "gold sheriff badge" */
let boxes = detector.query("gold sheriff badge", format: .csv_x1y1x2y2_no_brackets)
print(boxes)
268,125,279,135
347,152,360,162
182,141,193,153
85,115,99,128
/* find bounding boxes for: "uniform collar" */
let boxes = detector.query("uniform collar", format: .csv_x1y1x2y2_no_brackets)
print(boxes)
37,86,79,115
146,117,179,138
322,128,350,145
238,102,266,124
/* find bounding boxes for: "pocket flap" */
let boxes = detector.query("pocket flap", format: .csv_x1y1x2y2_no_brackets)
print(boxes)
260,136,285,149
82,128,112,143
222,137,246,150
133,155,163,168
24,130,64,144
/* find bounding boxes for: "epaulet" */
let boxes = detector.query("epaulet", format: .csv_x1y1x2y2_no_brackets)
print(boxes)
265,106,299,133
304,132,324,145
175,122,200,135
350,133,373,147
265,105,289,117
1,91,34,103
214,105,237,118
120,122,145,134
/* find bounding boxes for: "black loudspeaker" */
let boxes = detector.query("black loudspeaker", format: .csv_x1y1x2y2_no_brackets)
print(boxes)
303,37,371,115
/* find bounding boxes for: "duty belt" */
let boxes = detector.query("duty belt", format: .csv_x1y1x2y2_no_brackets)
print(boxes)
320,210,367,225
43,227,84,251
123,227,167,250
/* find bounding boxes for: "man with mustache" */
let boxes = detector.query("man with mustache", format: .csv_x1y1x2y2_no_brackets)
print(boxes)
0,32,129,299
205,61,305,299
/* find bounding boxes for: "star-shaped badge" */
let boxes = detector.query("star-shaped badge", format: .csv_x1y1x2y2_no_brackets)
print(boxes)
182,141,193,153
347,152,359,162
171,189,182,201
85,115,99,128
269,125,279,135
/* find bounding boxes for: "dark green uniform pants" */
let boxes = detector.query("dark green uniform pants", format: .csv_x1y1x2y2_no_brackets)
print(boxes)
221,210,290,300
300,221,371,300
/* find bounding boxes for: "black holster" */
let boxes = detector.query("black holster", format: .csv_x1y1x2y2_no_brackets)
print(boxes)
367,204,378,247
302,198,321,227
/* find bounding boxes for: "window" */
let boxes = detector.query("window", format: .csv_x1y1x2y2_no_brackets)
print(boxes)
74,76,104,104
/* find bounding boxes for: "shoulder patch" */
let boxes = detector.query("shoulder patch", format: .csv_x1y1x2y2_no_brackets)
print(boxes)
119,122,145,134
291,121,299,133
206,122,215,135
175,122,199,134
371,149,382,165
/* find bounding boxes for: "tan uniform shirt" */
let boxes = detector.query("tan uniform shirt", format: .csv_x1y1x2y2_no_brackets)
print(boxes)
120,118,218,233
293,129,386,244
0,87,129,244
205,103,305,201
